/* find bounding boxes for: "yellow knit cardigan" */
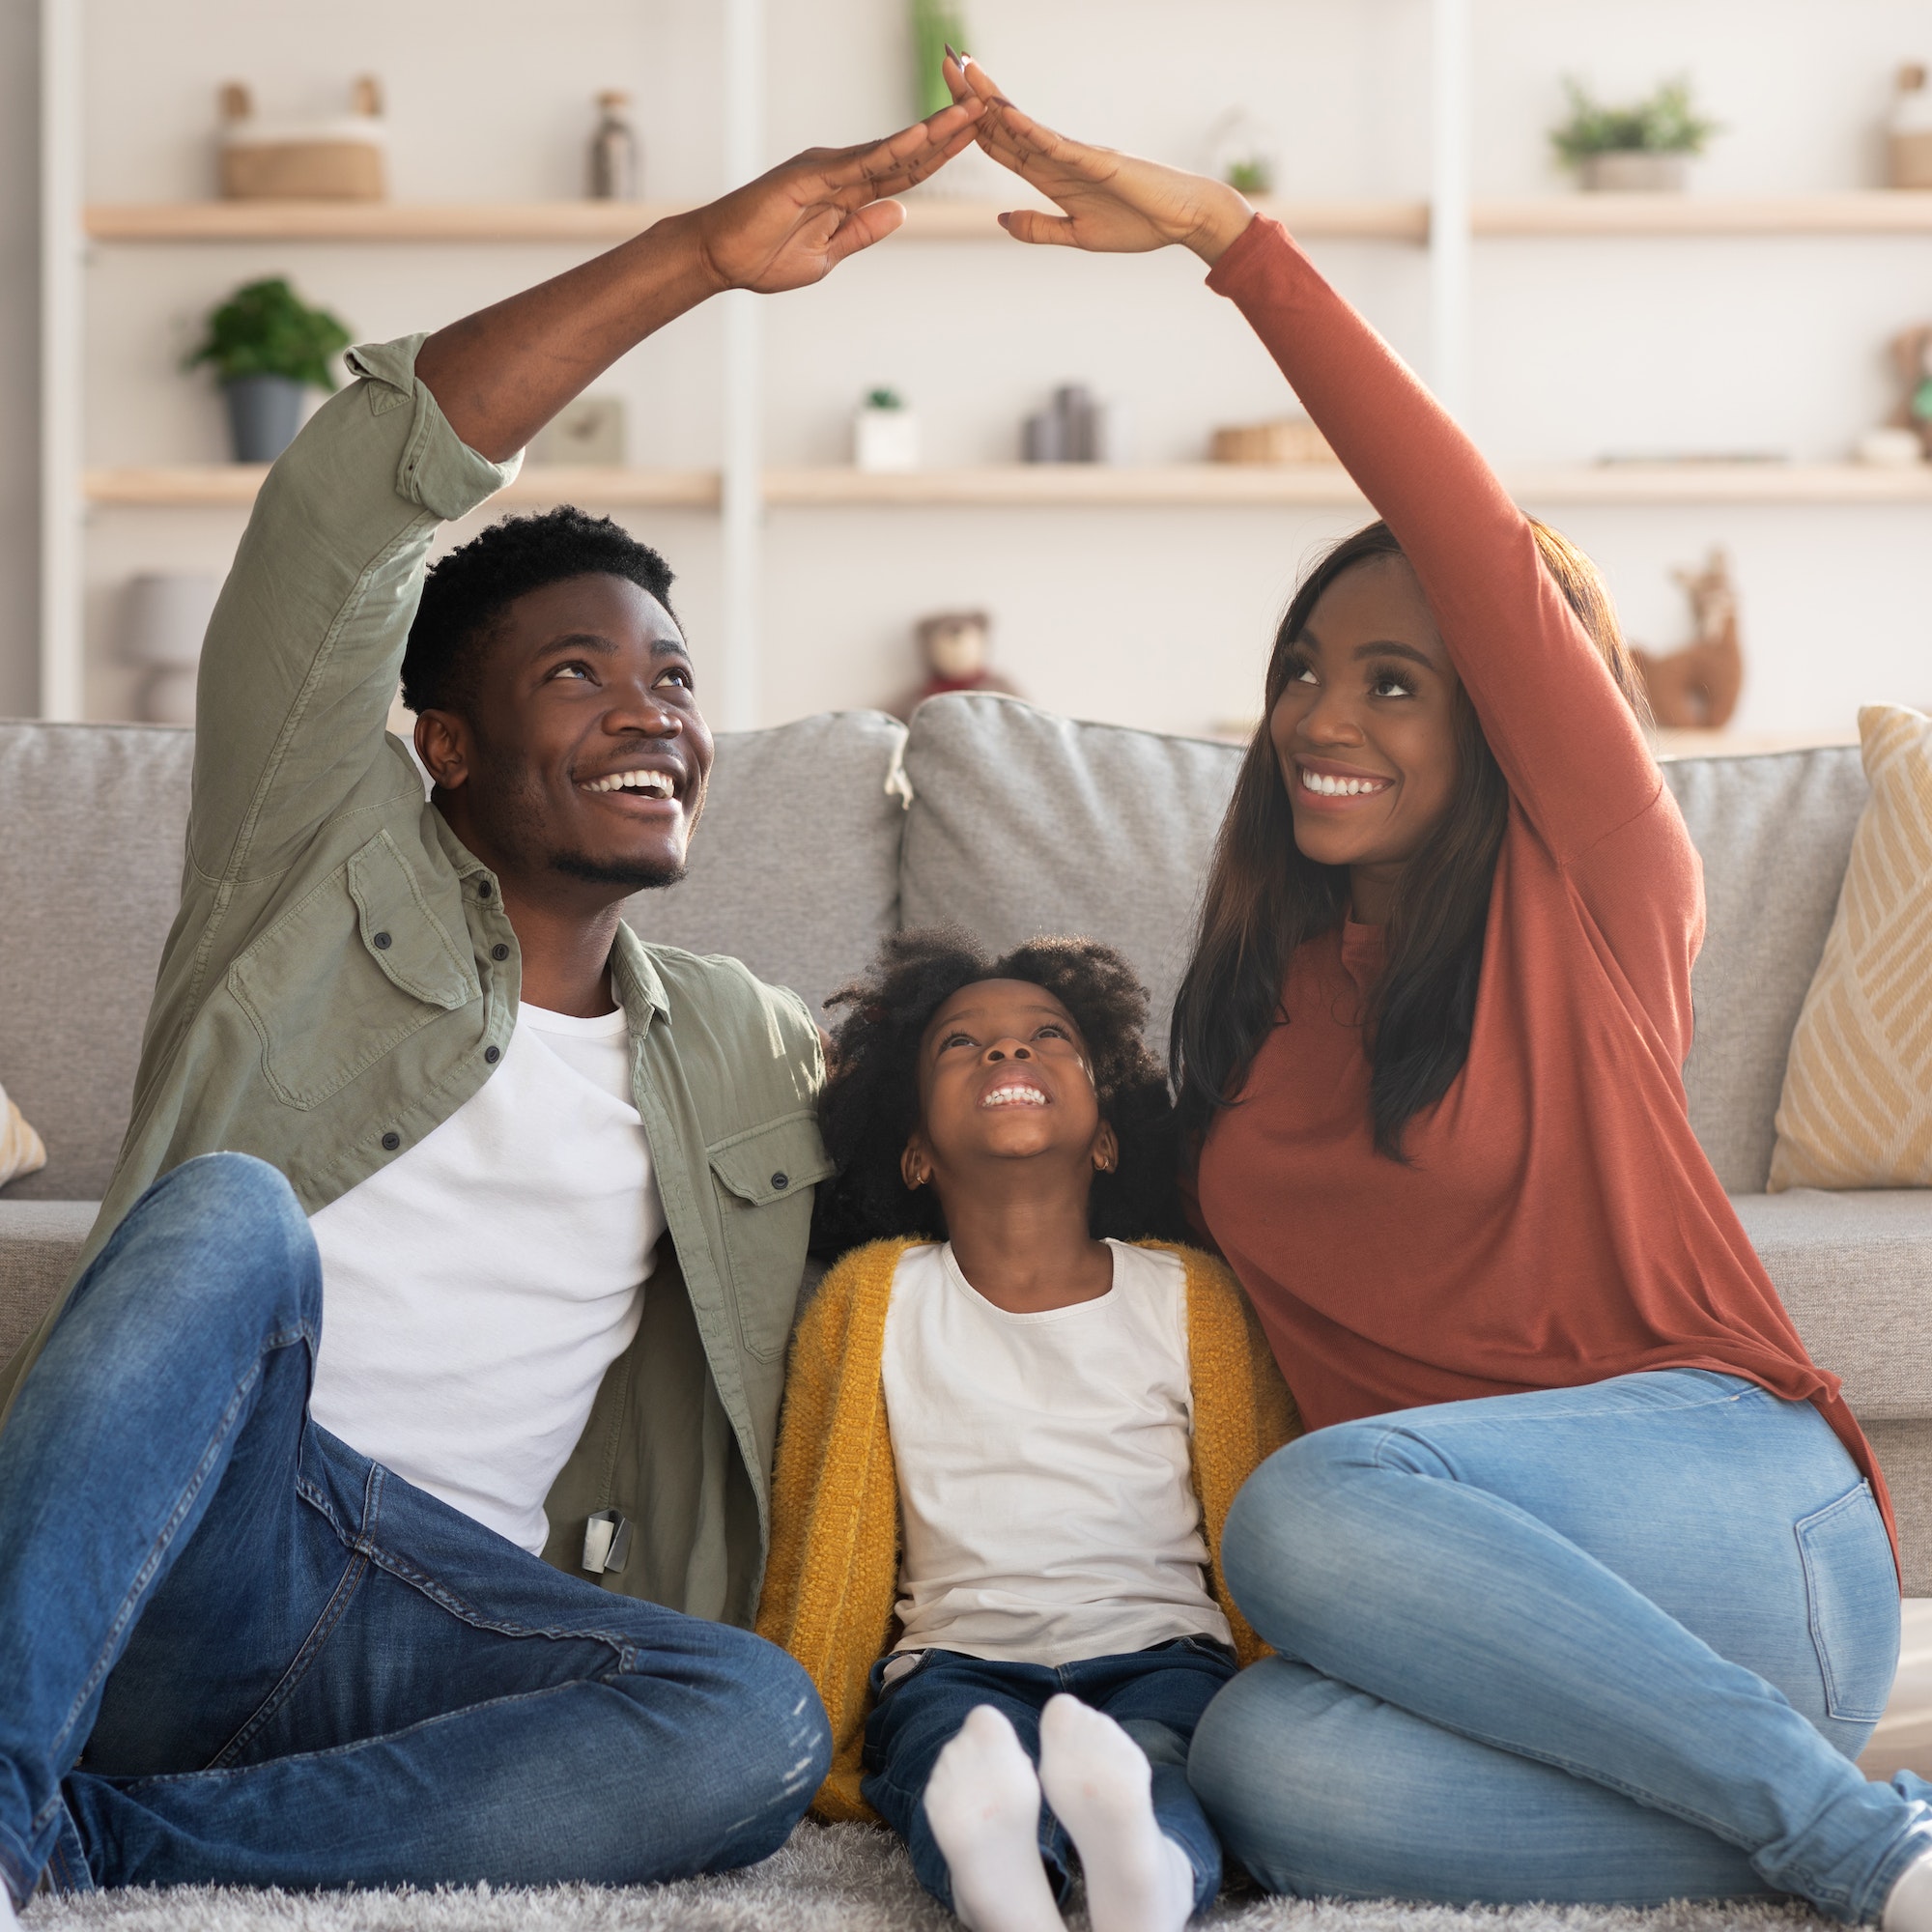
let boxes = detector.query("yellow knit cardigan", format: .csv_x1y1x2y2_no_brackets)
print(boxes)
754,1237,1301,1823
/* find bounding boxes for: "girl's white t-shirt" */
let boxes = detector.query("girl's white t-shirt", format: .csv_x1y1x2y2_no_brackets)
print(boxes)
307,1001,663,1555
880,1238,1233,1666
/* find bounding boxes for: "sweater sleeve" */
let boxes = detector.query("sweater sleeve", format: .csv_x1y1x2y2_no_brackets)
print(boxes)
1206,218,1702,1033
754,1241,905,1825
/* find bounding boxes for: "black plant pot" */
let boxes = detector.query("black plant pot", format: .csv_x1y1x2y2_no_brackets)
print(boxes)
223,375,305,463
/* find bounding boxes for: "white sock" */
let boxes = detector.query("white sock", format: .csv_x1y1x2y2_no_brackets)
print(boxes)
1037,1694,1197,1932
922,1704,1066,1932
1886,1848,1932,1932
0,1879,15,1928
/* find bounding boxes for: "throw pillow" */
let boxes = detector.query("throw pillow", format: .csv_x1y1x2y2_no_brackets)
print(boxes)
0,1078,46,1189
1770,703,1932,1190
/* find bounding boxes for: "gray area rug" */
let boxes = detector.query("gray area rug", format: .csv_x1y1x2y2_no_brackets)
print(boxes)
26,1823,1832,1932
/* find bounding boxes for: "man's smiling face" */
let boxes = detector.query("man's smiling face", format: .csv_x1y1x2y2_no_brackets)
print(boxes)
415,572,714,899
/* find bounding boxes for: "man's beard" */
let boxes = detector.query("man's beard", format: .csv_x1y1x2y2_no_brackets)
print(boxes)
550,850,688,893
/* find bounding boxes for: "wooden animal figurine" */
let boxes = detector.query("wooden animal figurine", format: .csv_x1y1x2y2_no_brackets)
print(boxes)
1633,549,1744,731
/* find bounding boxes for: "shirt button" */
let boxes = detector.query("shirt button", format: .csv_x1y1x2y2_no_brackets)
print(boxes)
770,1171,788,1190
484,1045,501,1064
381,1130,401,1151
477,881,493,900
491,943,509,962
372,930,392,950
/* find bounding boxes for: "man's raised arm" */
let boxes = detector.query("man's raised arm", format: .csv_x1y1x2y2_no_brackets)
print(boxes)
186,102,980,886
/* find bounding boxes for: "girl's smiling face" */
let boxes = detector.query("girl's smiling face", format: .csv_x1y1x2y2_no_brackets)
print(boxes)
902,979,1116,1191
1267,554,1463,923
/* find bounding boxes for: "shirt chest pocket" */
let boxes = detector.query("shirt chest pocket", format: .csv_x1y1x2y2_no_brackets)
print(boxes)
228,830,480,1111
707,1112,835,1362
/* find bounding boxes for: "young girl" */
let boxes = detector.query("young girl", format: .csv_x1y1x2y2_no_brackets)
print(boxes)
756,930,1296,1932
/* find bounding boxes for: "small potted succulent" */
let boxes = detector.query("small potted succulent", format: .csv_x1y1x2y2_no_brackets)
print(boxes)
1550,77,1719,192
184,276,353,462
853,386,919,472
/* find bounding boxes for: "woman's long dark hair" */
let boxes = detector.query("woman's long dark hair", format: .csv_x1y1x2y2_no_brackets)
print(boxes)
1170,519,1647,1161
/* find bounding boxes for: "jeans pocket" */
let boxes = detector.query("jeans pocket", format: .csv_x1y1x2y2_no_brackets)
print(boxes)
1796,1480,1898,1725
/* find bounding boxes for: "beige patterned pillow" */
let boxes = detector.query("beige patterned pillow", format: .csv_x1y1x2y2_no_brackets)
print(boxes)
1771,704,1932,1190
0,1079,46,1189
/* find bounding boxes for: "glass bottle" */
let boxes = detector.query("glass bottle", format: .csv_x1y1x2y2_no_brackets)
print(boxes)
589,91,639,201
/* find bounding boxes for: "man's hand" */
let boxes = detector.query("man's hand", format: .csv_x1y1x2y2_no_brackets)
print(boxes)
690,102,984,294
416,100,982,463
944,54,1253,265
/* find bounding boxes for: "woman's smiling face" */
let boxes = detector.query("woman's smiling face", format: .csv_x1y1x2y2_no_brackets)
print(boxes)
1267,554,1463,921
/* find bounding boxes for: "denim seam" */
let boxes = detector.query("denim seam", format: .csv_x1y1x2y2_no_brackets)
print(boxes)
42,1355,270,1792
1367,1383,1758,1455
205,1550,372,1769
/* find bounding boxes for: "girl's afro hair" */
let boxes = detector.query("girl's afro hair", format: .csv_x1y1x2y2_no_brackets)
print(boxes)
810,925,1188,1254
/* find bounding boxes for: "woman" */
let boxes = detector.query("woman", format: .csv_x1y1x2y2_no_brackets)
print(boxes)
945,54,1932,1929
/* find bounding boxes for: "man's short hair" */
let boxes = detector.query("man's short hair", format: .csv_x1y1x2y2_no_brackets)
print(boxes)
401,506,678,716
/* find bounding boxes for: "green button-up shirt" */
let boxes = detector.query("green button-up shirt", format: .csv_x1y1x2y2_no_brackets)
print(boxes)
0,337,830,1626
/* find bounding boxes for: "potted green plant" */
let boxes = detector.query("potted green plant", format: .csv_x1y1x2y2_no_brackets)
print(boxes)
1550,77,1719,192
184,276,353,463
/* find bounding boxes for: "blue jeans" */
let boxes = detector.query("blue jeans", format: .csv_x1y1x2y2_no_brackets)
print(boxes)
862,1639,1236,1916
1188,1371,1927,1922
0,1153,831,1905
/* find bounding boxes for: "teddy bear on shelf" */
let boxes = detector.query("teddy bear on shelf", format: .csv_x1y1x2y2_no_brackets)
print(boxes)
1632,549,1744,732
889,611,1019,723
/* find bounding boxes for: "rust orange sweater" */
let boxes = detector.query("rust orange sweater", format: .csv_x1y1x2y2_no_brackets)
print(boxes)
1193,217,1894,1557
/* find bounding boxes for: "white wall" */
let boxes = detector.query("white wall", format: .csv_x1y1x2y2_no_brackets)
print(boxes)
26,0,1932,728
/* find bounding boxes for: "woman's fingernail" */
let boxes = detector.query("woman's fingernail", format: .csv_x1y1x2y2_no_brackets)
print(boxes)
944,42,958,60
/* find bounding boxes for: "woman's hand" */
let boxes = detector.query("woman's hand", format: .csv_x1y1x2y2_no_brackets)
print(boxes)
945,54,1254,264
687,100,983,294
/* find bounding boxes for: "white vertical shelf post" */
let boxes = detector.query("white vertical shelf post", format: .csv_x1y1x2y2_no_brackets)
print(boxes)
719,0,765,733
40,0,84,720
1429,0,1473,420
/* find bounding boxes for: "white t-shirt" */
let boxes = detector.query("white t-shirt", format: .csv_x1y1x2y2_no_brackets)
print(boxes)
880,1238,1232,1667
307,1001,664,1554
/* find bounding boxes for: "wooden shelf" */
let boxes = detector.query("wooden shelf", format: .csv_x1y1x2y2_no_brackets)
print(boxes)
84,461,1932,513
84,465,720,508
84,201,696,243
82,191,1932,247
1475,191,1932,237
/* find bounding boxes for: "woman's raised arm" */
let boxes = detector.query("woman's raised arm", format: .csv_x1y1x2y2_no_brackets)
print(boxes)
948,56,1670,877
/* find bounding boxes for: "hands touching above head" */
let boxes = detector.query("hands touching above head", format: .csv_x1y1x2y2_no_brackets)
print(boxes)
942,52,1257,264
415,71,1245,464
686,103,983,294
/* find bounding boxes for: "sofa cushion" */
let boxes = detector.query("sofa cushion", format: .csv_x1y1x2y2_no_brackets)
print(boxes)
1769,707,1932,1192
1732,1188,1932,1424
0,1199,96,1368
1665,748,1868,1193
0,723,197,1200
899,695,1242,1048
621,708,908,1028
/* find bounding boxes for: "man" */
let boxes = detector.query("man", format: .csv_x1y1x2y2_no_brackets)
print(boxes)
0,98,982,1914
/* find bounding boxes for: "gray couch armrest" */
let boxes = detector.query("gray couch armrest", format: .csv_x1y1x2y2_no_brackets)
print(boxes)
0,1201,96,1369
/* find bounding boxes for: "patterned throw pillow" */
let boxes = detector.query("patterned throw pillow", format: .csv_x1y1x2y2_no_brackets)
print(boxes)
1770,704,1932,1190
0,1079,46,1190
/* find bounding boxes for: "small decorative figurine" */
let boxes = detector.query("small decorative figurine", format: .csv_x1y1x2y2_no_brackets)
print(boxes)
1633,549,1744,731
218,76,386,200
588,91,639,200
890,611,1018,722
531,395,627,467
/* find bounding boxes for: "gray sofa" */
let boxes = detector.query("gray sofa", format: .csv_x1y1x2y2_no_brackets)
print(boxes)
3,697,1929,1586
